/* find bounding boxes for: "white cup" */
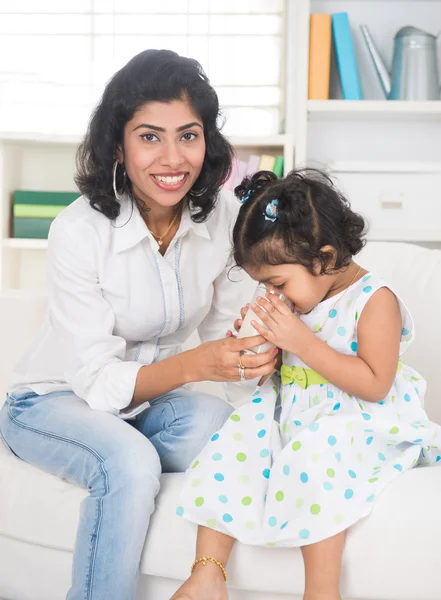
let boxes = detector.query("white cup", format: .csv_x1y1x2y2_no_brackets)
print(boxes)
237,284,293,354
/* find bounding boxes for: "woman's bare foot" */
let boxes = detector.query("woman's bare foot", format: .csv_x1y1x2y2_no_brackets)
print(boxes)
170,561,228,600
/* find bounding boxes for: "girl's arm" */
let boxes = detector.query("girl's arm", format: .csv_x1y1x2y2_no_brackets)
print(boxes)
297,288,401,402
252,288,402,403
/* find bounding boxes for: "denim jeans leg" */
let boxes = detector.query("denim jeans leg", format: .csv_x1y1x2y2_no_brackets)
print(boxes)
133,387,233,473
0,391,161,600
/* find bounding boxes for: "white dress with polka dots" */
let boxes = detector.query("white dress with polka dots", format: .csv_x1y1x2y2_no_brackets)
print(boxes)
178,273,441,547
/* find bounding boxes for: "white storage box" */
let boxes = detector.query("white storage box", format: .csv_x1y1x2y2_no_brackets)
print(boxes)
328,162,441,243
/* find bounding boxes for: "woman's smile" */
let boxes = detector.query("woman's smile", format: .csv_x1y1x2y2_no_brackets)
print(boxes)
151,171,189,191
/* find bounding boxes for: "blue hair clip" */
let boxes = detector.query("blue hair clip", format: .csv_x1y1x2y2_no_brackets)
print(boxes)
241,190,251,204
264,199,279,222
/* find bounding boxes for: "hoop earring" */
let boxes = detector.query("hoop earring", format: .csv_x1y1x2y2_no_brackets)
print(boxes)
113,160,126,201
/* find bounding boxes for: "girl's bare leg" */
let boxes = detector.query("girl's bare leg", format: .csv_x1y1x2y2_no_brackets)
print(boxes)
170,526,235,600
301,531,346,600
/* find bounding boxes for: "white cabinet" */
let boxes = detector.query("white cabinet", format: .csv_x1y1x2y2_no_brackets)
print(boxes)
328,162,441,241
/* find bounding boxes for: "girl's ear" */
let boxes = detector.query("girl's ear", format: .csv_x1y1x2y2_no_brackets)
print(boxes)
316,245,337,274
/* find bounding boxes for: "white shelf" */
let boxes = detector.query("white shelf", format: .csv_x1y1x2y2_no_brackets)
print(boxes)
228,134,292,147
0,132,292,148
0,132,82,145
308,101,441,120
367,230,441,243
2,229,441,250
3,239,48,250
8,231,440,250
329,161,441,173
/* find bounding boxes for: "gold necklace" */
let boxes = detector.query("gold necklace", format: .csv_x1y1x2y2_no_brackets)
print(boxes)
315,265,362,333
148,210,180,246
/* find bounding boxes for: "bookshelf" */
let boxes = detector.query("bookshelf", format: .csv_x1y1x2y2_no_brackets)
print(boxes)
291,0,441,247
0,134,294,290
1,0,441,289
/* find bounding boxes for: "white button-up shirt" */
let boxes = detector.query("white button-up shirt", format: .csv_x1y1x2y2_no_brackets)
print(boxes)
9,191,255,416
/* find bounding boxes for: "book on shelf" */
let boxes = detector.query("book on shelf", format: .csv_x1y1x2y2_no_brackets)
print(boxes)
245,154,260,176
224,155,284,192
11,190,80,239
13,190,80,205
13,218,53,239
258,155,276,171
273,156,284,179
13,204,67,219
224,159,243,191
331,12,363,100
308,14,332,100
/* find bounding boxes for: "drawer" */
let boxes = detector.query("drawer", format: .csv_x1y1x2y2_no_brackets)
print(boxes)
328,162,441,242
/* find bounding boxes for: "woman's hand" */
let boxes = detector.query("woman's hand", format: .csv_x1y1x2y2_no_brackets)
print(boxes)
250,291,315,357
190,334,278,383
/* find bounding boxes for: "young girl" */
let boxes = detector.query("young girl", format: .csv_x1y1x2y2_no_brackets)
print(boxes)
172,169,441,600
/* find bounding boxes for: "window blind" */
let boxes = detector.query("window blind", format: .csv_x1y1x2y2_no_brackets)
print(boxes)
0,0,285,137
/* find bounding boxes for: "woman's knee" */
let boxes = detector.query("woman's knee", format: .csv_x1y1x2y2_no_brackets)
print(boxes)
87,433,162,501
106,435,161,480
147,390,232,472
176,391,232,438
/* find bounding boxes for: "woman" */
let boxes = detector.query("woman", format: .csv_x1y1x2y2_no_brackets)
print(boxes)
0,49,276,600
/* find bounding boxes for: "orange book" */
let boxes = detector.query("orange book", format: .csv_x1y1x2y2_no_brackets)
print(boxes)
308,13,332,100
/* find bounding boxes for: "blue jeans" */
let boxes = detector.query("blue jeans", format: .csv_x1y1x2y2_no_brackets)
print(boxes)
0,387,232,600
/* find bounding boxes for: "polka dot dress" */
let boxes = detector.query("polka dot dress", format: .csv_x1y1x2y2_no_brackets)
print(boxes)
178,273,441,547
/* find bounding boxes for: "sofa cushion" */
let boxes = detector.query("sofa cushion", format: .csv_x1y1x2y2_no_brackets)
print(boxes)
0,291,47,405
359,242,441,424
1,439,440,599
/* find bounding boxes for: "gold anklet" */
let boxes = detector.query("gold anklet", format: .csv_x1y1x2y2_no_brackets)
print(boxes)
191,556,228,582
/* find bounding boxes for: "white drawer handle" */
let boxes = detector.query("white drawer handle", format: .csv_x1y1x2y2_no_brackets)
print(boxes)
381,200,403,209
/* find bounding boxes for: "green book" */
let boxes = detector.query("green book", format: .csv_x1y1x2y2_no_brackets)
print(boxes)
273,156,284,178
13,190,80,206
13,204,67,219
13,217,53,239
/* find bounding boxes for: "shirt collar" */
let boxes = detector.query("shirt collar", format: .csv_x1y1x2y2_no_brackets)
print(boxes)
113,194,211,254
177,203,211,241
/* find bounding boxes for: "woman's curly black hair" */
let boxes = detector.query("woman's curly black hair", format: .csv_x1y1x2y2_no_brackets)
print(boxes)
75,49,234,222
233,168,367,274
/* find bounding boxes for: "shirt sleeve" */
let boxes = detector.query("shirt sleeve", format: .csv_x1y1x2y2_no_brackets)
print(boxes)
47,216,145,415
197,252,259,404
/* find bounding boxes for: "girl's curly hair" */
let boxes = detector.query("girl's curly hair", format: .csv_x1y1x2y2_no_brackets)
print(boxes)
75,49,234,222
233,168,367,274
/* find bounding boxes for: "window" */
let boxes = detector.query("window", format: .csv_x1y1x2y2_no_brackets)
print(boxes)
0,0,285,137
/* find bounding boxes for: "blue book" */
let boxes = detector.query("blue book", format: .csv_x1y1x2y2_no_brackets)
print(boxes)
332,12,362,100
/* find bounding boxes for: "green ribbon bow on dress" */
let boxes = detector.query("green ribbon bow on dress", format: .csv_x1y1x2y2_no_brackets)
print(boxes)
280,365,329,389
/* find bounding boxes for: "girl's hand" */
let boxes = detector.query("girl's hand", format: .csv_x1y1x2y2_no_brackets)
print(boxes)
192,334,278,383
250,292,315,356
226,304,250,337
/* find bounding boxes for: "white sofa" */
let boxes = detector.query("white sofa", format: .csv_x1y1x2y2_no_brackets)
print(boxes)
0,241,440,600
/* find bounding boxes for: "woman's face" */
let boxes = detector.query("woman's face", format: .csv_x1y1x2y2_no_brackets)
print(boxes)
119,97,206,209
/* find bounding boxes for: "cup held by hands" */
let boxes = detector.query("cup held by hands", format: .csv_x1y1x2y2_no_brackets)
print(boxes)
237,284,293,354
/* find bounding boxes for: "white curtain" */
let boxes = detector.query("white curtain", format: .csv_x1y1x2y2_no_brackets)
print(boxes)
0,0,284,137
